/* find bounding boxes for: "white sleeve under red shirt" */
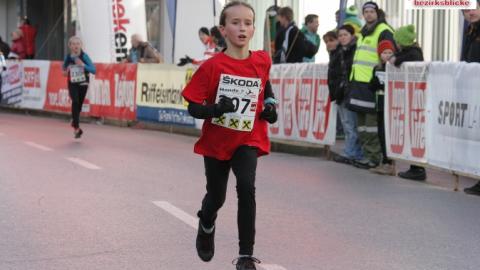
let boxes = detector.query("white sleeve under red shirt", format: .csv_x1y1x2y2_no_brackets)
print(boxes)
182,50,272,160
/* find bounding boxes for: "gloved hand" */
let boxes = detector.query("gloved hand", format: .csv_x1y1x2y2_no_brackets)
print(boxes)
177,55,194,66
213,96,235,117
260,103,278,124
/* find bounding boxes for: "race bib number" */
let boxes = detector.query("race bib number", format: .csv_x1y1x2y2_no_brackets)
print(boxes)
212,74,261,132
70,65,86,83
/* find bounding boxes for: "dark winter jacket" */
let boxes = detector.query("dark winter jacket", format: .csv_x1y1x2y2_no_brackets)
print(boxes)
369,63,387,111
462,21,480,63
328,39,357,104
393,44,424,67
0,37,10,58
274,23,306,63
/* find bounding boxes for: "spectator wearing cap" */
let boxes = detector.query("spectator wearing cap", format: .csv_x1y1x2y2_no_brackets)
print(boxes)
462,1,480,196
301,14,321,62
368,39,396,175
348,1,396,170
389,24,427,181
343,5,363,35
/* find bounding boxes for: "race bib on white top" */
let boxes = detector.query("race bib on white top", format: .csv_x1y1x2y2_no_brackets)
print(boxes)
212,74,261,132
70,65,86,83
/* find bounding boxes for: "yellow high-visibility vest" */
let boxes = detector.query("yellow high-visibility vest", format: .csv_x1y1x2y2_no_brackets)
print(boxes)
350,23,393,83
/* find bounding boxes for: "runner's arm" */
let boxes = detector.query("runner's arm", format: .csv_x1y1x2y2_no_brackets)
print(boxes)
82,54,96,74
187,102,217,119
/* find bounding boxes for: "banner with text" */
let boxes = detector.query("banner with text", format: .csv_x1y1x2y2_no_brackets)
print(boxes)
1,61,23,107
136,64,195,126
269,63,337,145
426,62,480,177
385,62,428,164
87,63,137,120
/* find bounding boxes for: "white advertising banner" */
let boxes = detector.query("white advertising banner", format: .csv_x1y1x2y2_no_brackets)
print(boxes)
385,62,429,164
0,60,23,107
269,63,337,145
426,62,480,177
77,0,148,63
20,60,50,109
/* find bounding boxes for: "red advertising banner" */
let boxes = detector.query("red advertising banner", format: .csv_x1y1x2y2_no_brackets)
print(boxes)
44,61,71,113
43,61,137,120
87,63,137,120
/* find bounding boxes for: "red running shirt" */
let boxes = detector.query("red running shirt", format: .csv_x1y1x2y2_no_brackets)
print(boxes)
182,51,272,160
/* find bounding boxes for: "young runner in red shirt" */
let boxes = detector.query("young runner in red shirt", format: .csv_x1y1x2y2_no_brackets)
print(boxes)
182,2,277,269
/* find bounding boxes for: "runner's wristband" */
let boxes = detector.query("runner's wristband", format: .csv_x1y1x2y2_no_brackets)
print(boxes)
264,97,278,105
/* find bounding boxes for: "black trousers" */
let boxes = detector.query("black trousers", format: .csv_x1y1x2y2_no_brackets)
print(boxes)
68,83,88,129
377,109,392,165
198,145,258,256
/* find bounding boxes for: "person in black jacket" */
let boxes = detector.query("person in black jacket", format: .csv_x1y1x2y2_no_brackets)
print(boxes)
462,3,480,63
462,3,480,195
274,6,306,63
390,24,427,181
0,35,10,58
329,25,364,164
369,40,396,175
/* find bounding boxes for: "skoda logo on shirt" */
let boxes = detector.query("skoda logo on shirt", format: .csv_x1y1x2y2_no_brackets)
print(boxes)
222,75,260,88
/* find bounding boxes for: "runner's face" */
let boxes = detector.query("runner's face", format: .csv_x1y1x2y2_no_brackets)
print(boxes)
463,5,480,23
338,29,352,46
69,40,82,55
220,5,255,49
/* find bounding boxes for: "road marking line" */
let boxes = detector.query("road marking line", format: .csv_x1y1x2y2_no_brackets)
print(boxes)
152,201,288,269
66,157,101,170
152,201,197,229
260,264,288,270
25,141,53,152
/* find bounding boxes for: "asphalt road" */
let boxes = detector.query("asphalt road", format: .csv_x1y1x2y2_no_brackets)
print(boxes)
1,112,479,270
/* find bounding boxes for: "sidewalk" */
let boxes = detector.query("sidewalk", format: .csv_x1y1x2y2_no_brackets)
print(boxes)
331,138,479,192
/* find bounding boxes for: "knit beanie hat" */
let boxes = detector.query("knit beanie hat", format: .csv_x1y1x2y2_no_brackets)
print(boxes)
362,1,379,13
394,24,416,47
346,5,359,16
377,40,396,55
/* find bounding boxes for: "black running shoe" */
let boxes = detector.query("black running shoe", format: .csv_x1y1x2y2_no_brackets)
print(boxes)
233,256,261,270
74,129,83,139
196,220,214,262
464,181,480,196
398,166,426,181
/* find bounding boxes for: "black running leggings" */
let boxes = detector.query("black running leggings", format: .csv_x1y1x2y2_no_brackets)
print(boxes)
68,83,88,129
198,145,258,256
